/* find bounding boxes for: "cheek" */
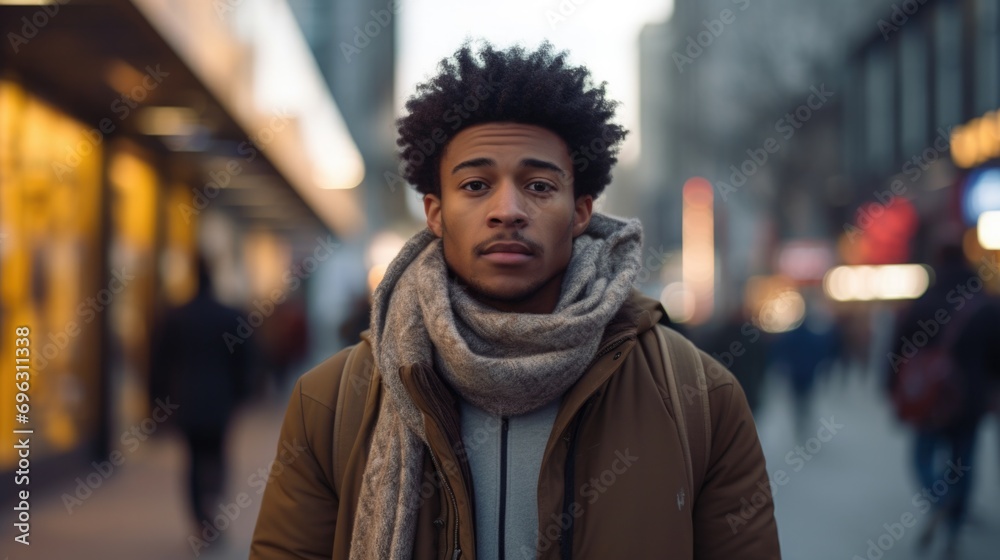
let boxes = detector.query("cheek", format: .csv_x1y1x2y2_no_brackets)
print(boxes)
440,226,472,271
553,213,576,244
538,224,574,269
442,204,471,231
554,241,574,268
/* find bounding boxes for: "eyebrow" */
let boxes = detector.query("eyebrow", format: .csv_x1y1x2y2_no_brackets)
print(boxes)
450,157,567,178
522,158,567,178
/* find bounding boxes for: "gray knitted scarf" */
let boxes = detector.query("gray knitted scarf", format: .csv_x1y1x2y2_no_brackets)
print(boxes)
349,212,643,559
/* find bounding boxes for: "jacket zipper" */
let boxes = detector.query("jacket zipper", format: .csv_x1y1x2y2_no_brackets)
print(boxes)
417,336,631,560
427,446,461,560
593,335,632,362
498,416,509,560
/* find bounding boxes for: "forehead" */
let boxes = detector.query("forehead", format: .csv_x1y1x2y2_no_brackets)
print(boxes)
441,122,571,163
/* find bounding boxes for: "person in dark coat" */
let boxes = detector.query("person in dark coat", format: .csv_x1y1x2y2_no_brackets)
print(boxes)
769,306,840,442
702,308,767,416
886,244,998,558
151,255,251,527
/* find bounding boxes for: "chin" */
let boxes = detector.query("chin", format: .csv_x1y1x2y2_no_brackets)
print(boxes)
470,281,539,303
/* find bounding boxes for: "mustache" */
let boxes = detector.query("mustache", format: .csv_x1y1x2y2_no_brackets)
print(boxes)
476,234,543,255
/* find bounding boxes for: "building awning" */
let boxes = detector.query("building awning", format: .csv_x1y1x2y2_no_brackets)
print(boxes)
0,0,366,238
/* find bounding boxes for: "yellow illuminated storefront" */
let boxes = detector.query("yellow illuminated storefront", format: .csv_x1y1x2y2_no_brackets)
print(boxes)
0,0,359,479
0,78,201,470
0,79,104,469
105,142,161,436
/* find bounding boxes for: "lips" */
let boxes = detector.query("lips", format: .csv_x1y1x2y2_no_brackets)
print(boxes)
482,242,533,255
481,241,534,265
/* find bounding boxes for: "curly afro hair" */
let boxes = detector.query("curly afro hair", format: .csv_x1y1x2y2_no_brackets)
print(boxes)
395,39,628,201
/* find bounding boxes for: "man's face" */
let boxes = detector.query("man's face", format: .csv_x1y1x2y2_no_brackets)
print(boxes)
424,122,593,314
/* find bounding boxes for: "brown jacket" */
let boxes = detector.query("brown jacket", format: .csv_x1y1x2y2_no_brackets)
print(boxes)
250,290,781,559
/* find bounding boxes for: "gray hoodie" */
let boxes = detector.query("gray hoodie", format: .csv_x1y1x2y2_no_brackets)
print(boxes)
460,396,561,559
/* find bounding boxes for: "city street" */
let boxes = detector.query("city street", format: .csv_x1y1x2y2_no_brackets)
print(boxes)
757,368,1000,560
3,0,999,558
0,394,288,560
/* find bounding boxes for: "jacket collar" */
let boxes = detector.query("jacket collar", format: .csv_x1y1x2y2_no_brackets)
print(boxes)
546,288,664,437
600,287,664,348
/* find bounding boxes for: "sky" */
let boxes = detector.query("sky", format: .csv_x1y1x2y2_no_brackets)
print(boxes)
396,0,676,167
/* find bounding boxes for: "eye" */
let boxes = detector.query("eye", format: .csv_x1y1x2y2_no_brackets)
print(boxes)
527,181,555,193
461,180,488,192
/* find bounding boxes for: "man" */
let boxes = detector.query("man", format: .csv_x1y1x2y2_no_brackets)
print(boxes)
150,255,250,533
251,40,779,560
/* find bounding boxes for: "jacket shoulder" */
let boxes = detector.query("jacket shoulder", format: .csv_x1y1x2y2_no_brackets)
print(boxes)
251,344,372,559
652,324,738,393
298,339,373,411
647,324,749,445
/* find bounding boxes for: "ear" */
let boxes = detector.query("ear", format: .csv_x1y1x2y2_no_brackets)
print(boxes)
572,194,593,237
424,193,443,237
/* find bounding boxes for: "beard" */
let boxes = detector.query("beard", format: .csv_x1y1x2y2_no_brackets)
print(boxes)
447,265,557,305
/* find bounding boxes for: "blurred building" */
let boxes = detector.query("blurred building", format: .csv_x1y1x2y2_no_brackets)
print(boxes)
635,0,985,332
0,0,362,490
288,0,405,232
287,0,409,362
843,0,1000,260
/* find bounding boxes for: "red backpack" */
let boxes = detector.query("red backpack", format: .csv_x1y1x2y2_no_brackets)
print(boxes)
891,301,980,430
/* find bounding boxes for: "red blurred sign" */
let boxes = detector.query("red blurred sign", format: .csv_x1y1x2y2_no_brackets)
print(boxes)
841,197,918,265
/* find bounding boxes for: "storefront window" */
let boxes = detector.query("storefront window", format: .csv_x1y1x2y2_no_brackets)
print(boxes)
0,80,104,469
161,182,198,307
106,143,159,436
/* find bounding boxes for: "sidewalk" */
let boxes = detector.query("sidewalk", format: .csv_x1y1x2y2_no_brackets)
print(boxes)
756,367,1000,560
1,396,289,560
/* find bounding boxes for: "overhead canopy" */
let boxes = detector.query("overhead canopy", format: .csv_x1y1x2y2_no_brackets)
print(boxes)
0,0,367,239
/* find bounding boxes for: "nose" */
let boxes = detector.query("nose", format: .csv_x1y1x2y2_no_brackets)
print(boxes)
486,181,529,228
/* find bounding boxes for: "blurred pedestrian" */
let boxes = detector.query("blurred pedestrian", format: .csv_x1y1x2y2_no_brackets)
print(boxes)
259,290,310,395
703,307,768,416
886,244,997,558
337,291,371,347
833,308,871,378
769,303,840,442
150,254,251,534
